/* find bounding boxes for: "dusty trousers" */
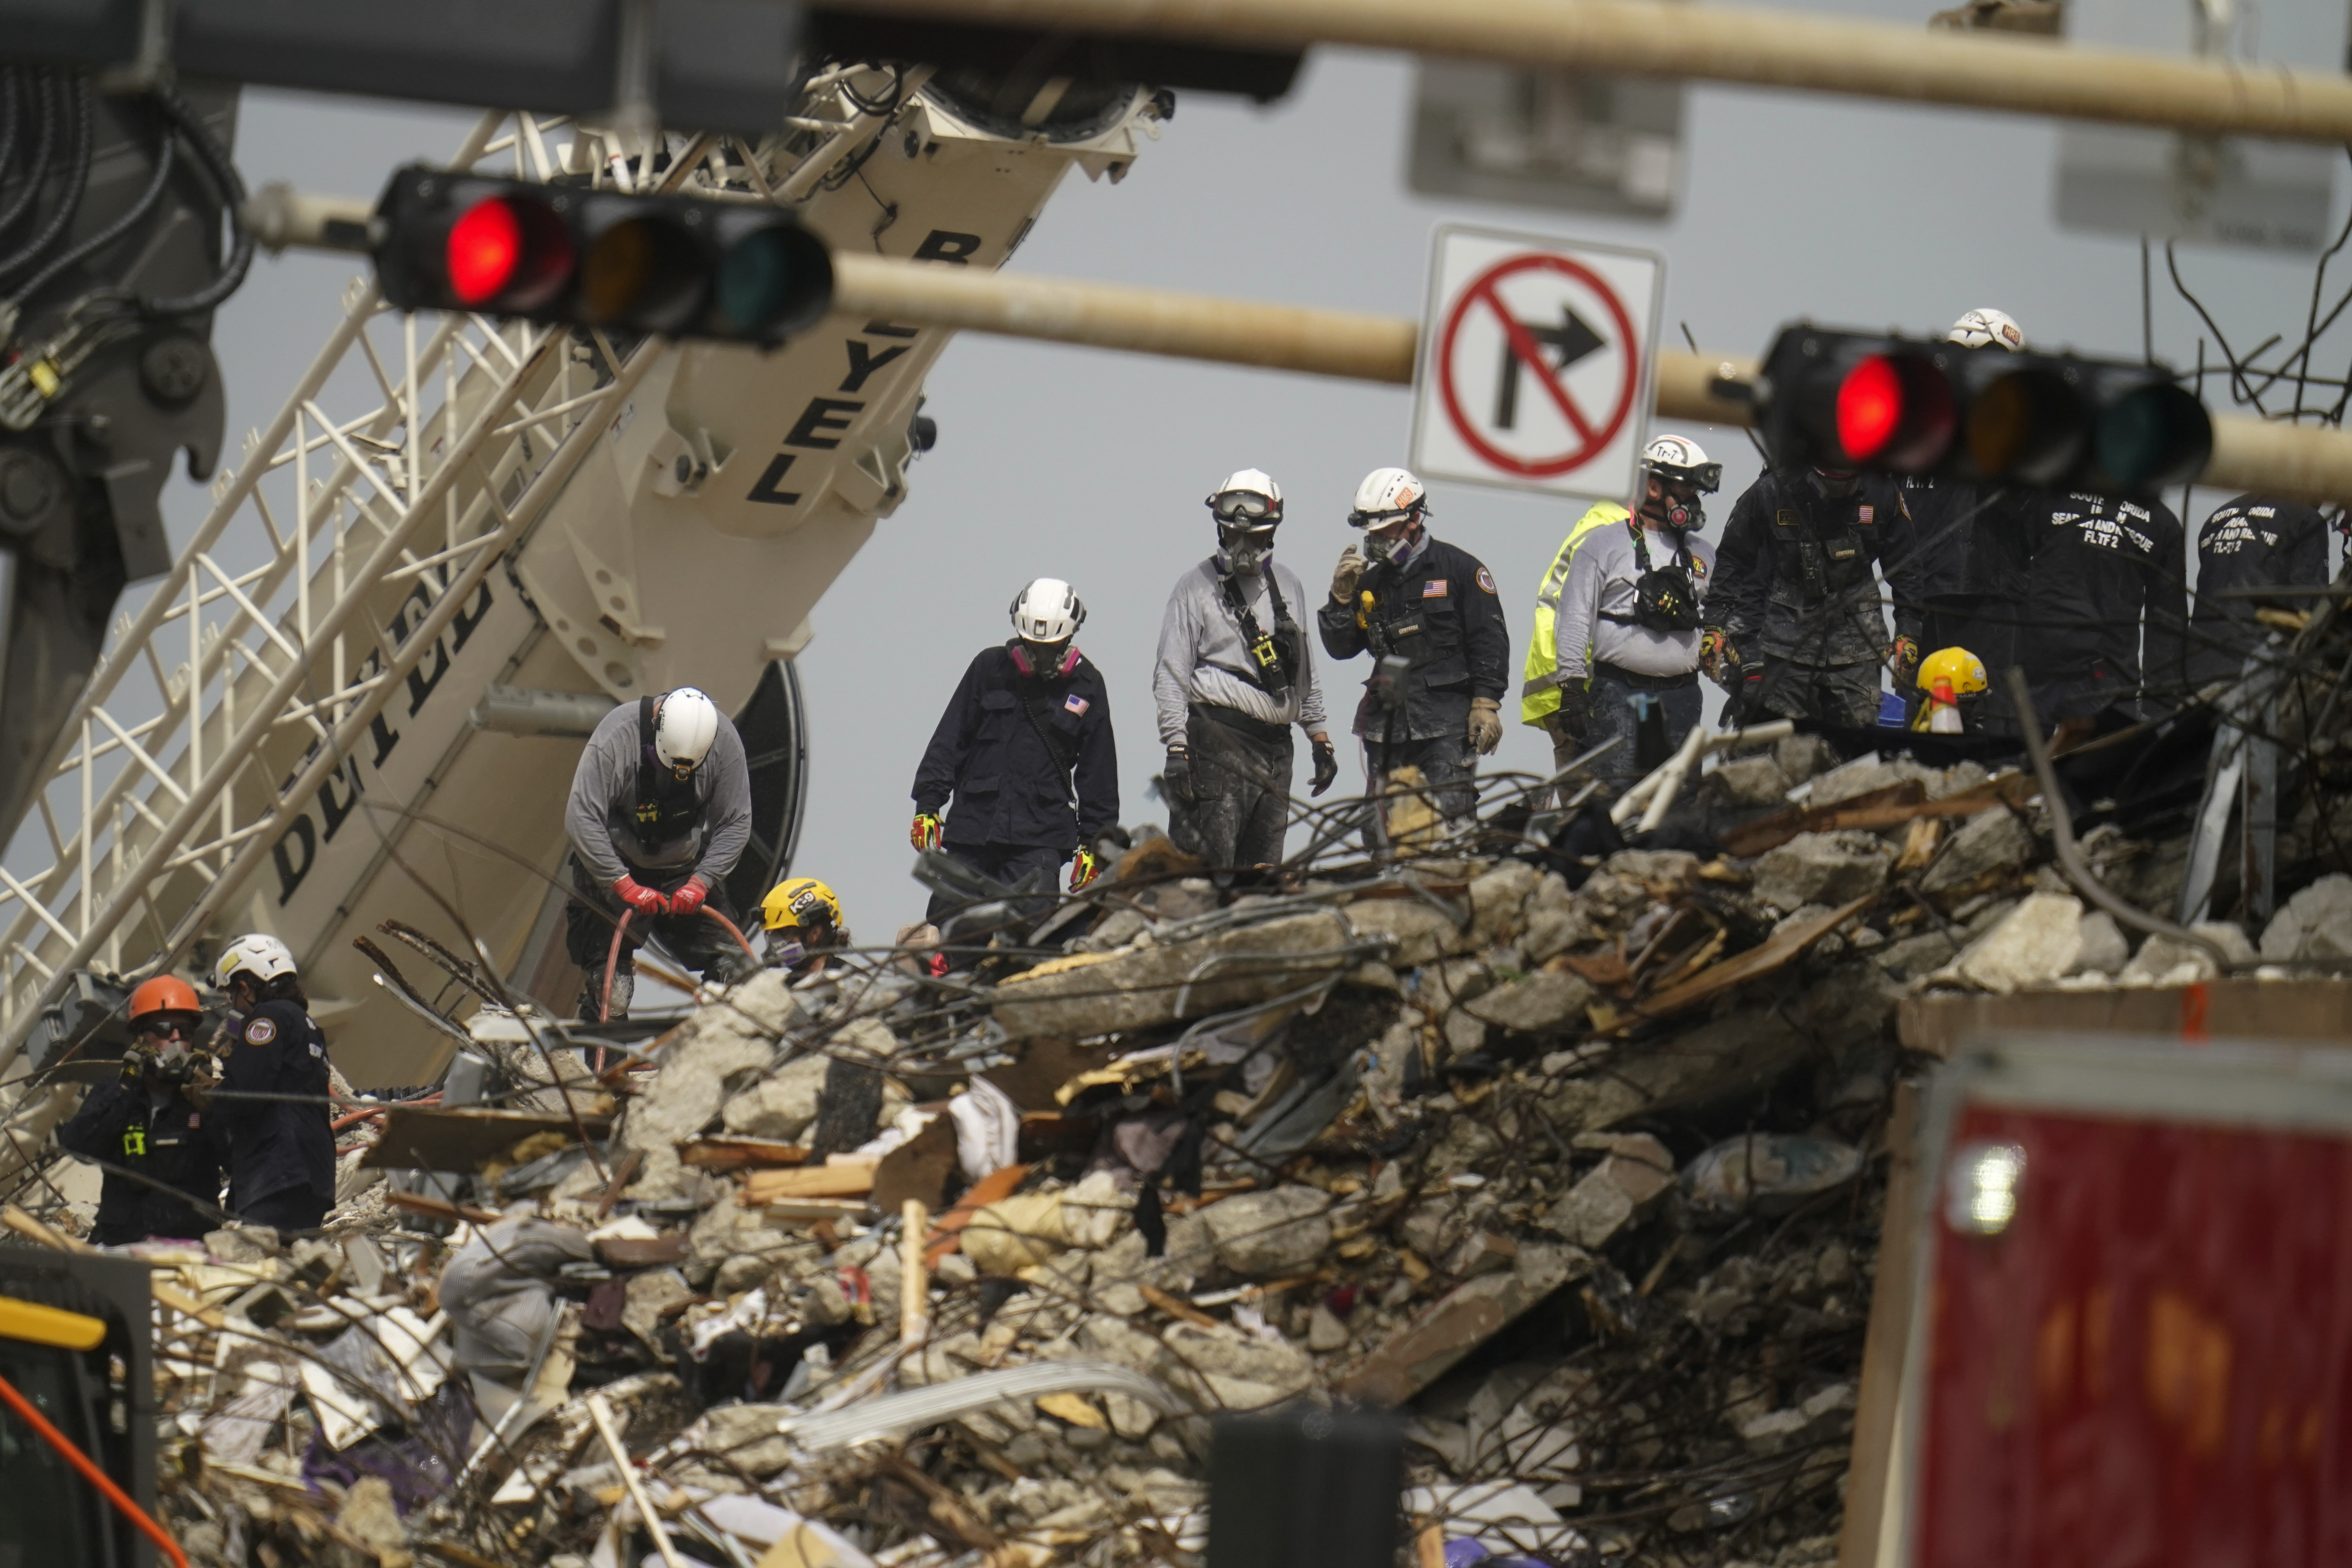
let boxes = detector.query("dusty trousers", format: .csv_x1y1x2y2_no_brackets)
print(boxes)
1365,734,1477,827
1755,659,1883,729
1170,704,1294,869
1574,665,1700,790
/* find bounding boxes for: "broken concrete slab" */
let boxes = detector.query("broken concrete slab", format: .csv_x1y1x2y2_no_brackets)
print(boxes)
1198,1185,1334,1278
1337,1242,1584,1405
720,1052,831,1142
1753,833,1894,913
1463,971,1596,1034
991,909,1356,1037
1920,808,2037,900
2262,873,2352,962
1953,893,2085,994
1539,1134,1674,1248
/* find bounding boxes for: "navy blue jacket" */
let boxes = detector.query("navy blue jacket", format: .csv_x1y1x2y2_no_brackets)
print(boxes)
2188,495,2332,687
2018,491,2189,718
913,644,1118,852
213,999,337,1213
1316,535,1510,742
57,1071,222,1243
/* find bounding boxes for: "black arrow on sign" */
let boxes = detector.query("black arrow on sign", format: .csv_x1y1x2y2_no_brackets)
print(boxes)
1494,305,1606,431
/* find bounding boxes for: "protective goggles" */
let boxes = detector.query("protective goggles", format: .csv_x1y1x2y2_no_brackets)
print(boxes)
1347,505,1420,529
1644,461,1722,493
1208,490,1281,523
134,1014,197,1039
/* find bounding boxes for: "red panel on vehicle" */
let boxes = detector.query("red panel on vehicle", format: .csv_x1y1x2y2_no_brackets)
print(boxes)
1918,1105,2352,1568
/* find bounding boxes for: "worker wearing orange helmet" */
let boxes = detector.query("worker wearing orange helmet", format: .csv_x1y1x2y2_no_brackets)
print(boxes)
54,975,225,1244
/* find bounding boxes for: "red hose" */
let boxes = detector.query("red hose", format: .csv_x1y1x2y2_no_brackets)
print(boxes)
599,907,635,1024
0,1365,190,1568
701,906,762,966
330,1092,439,1133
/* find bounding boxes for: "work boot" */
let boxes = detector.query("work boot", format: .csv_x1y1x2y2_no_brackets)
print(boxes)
577,969,633,1022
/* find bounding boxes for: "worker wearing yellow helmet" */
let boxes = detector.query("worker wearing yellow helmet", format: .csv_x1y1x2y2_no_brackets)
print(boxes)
760,876,846,975
1911,646,1989,734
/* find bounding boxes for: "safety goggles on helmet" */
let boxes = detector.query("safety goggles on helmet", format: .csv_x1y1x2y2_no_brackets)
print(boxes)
1644,457,1721,492
135,1013,197,1040
1209,490,1280,524
1348,506,1419,530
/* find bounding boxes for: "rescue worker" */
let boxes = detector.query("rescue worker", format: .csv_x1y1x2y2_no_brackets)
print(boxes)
1711,456,1926,730
563,686,755,1020
911,578,1118,928
1153,468,1339,869
759,876,847,978
1524,435,1721,789
1318,468,1510,827
1895,309,2040,727
197,935,334,1237
2186,495,2334,687
2016,490,2188,733
55,975,224,1244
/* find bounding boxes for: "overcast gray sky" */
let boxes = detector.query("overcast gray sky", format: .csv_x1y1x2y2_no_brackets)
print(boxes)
172,1,2352,947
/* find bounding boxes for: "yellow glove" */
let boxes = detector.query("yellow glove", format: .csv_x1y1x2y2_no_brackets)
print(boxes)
1885,635,1922,685
1698,628,1739,687
1069,847,1103,891
1467,697,1503,755
911,812,943,851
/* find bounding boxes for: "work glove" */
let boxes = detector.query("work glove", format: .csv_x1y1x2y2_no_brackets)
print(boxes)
1330,543,1365,604
911,811,944,851
1467,697,1504,755
1884,634,1922,687
1308,735,1338,797
1551,685,1593,742
1697,628,1739,688
613,875,668,916
1726,667,1765,729
1069,847,1103,892
668,877,708,918
1161,746,1194,804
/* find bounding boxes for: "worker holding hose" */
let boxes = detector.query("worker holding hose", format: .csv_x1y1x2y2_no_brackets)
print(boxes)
563,686,756,1020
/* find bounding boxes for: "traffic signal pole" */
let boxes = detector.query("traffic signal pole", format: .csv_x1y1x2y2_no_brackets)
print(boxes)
829,255,2352,503
815,0,2352,144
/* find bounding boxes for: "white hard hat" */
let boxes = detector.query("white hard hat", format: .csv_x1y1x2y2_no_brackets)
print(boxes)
1348,467,1429,527
1948,308,2026,353
213,933,298,988
1641,434,1721,492
653,688,720,772
1010,577,1085,642
1207,468,1283,524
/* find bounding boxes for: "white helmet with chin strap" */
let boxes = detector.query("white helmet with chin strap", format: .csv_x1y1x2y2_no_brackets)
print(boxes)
1209,468,1283,572
213,932,298,989
1948,307,2026,352
653,688,720,777
1010,577,1085,643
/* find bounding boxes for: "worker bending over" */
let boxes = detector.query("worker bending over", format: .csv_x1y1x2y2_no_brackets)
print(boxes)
56,975,223,1244
1319,468,1510,829
1153,468,1338,870
564,686,754,1020
911,578,1119,928
200,935,335,1238
1524,435,1721,790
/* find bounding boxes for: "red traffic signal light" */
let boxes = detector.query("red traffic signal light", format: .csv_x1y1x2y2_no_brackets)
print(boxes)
371,165,833,344
1759,325,2210,497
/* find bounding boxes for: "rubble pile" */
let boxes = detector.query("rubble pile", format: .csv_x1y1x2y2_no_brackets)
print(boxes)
11,735,2352,1568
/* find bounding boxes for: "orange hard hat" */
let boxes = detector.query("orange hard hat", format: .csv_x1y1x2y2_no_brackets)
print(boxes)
128,975,202,1023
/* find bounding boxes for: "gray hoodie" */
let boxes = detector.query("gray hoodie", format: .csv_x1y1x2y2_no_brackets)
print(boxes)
564,699,751,886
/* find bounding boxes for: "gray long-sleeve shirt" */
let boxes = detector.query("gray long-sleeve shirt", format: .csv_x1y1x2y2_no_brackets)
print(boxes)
565,699,752,886
1554,519,1717,682
1152,555,1327,749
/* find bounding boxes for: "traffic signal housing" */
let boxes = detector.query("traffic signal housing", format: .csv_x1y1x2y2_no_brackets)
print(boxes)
369,165,834,344
1756,325,2211,497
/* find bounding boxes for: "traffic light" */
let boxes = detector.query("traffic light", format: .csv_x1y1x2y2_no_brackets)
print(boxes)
369,165,834,344
1756,326,2212,496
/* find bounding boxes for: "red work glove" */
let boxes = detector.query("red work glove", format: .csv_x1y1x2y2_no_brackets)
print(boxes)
613,875,668,916
668,877,708,917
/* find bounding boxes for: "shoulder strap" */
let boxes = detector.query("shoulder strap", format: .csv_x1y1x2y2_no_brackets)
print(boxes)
1017,682,1080,792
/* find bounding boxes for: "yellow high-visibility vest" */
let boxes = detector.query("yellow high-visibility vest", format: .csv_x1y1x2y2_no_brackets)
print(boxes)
1519,500,1629,728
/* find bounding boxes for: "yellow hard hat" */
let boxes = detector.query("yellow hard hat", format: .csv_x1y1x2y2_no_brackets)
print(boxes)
1916,646,1988,696
760,877,842,933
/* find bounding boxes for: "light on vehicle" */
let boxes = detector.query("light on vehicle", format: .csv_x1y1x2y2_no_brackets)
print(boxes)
1946,1140,2027,1236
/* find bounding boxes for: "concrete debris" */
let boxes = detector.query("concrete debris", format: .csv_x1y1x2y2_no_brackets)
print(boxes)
11,746,2347,1568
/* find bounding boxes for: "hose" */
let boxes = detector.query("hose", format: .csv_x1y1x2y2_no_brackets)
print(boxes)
137,85,252,318
0,1365,191,1568
597,904,761,1024
2,116,171,310
701,906,763,966
0,73,89,287
0,71,61,244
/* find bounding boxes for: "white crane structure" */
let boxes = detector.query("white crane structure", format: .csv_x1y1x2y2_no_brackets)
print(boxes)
0,67,1162,1092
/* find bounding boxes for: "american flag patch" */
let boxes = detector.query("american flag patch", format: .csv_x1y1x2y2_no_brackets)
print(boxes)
1858,505,1875,523
1064,693,1090,716
1423,579,1449,597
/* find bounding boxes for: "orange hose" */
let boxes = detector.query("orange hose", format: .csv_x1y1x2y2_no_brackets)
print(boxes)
600,907,635,1024
330,1092,439,1133
701,906,762,965
0,1365,190,1568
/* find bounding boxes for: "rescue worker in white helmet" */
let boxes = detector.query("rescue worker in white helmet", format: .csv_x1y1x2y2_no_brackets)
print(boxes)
563,686,755,1020
195,935,336,1238
1152,468,1338,870
1890,308,2040,731
910,578,1119,929
1527,435,1721,789
1319,468,1510,828
759,876,847,979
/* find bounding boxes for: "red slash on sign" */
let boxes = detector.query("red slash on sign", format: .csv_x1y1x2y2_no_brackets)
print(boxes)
1437,252,1639,479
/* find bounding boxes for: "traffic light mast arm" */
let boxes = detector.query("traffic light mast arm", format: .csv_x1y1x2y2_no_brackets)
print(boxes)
816,0,2352,145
